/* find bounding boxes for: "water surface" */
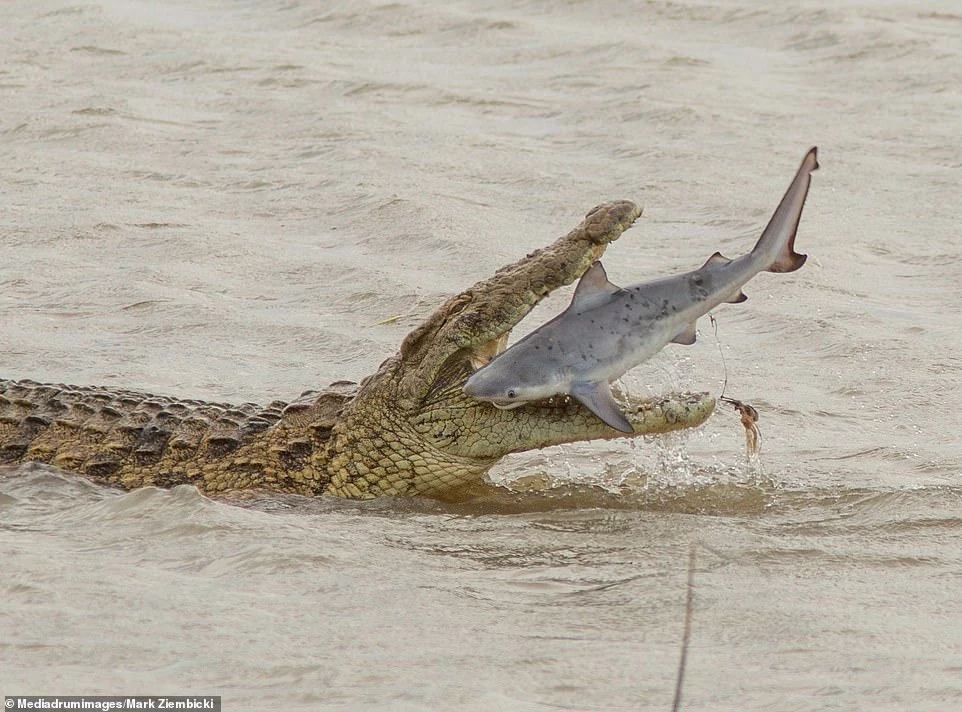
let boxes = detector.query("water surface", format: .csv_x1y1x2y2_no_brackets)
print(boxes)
2,0,961,709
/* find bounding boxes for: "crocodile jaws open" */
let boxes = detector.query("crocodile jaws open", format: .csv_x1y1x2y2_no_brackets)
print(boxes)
0,202,714,499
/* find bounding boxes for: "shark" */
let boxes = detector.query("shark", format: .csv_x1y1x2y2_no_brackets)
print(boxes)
463,147,819,432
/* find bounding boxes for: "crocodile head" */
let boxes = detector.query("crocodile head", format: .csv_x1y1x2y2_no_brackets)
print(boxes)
322,202,715,499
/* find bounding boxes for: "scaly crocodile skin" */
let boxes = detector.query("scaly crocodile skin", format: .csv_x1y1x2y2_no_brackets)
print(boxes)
1,202,715,499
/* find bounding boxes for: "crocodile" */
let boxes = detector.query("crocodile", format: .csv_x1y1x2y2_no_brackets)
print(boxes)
0,201,715,500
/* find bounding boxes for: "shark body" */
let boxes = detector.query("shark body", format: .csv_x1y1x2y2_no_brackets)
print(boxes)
463,147,819,432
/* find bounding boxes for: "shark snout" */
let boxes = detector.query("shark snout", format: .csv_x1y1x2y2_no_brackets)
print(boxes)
462,374,481,397
463,369,498,399
463,368,524,406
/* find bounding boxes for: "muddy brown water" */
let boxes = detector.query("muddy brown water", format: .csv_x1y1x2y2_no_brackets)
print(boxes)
2,0,961,709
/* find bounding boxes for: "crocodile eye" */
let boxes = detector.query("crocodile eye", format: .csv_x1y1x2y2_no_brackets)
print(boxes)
507,389,517,399
447,293,472,316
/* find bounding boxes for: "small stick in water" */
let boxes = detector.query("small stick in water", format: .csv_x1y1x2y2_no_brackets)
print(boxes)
671,546,697,712
720,396,761,457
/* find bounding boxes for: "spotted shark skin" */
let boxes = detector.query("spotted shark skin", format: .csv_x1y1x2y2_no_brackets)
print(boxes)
464,147,819,432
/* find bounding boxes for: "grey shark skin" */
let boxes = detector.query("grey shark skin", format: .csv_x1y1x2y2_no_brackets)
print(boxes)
464,147,819,433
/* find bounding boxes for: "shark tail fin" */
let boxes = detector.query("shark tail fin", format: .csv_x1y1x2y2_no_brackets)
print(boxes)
768,241,808,274
754,147,818,274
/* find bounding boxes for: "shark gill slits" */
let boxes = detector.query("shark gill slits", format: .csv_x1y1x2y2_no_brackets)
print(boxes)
690,276,709,300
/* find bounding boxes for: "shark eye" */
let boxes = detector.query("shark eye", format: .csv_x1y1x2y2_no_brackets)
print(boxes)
507,389,517,399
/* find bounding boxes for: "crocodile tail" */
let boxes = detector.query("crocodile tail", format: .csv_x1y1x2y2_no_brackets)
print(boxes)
0,379,286,489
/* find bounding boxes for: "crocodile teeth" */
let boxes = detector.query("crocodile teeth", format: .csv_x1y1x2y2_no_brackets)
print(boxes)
468,332,510,371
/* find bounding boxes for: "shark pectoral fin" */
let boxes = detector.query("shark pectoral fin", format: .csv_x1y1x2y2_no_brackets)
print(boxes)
727,291,748,304
570,262,622,311
671,322,698,345
570,381,634,433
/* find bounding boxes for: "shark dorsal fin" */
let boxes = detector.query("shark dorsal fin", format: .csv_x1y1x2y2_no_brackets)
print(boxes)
700,252,747,303
570,262,621,311
701,251,731,269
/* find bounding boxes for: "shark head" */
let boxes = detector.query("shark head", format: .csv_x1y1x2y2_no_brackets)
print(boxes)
462,355,556,408
393,201,644,413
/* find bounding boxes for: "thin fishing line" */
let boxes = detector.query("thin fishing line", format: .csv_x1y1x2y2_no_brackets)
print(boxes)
709,313,729,400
